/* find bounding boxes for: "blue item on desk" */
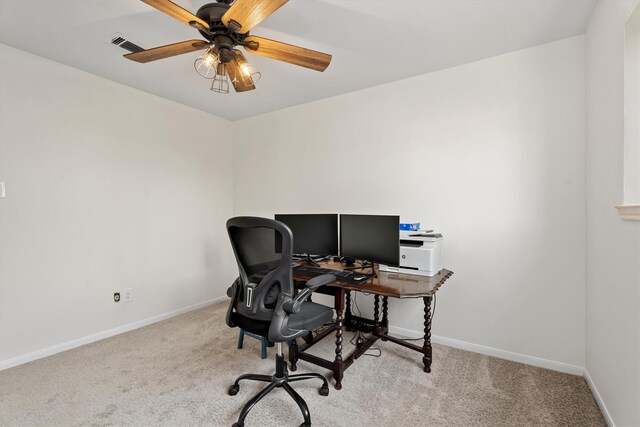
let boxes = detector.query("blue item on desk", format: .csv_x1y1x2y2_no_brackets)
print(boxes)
400,222,420,231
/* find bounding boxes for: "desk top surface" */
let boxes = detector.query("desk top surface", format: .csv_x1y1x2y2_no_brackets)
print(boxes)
293,260,453,298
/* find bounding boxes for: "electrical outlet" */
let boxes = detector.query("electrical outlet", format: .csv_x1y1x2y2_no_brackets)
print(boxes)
122,288,133,302
0,182,5,199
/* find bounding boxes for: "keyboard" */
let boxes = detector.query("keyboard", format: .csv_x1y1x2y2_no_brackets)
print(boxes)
292,265,354,278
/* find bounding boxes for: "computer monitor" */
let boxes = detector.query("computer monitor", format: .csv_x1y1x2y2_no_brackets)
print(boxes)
340,214,400,266
274,214,339,257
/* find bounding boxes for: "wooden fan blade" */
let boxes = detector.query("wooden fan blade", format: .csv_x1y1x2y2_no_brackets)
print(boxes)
226,50,256,93
221,0,288,33
243,36,331,72
124,40,209,63
141,0,209,30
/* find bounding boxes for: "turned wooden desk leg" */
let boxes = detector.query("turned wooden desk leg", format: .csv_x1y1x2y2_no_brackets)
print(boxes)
333,289,345,390
302,331,314,345
381,296,389,340
288,338,298,372
423,296,433,373
373,295,380,330
345,290,352,331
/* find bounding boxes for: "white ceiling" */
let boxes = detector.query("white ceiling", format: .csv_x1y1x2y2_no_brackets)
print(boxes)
0,0,596,121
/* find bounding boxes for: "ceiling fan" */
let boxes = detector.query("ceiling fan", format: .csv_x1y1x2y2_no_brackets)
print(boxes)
125,0,332,94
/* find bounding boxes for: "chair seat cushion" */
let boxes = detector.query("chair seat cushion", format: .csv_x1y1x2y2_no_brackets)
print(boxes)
232,313,270,337
288,302,334,331
231,301,334,339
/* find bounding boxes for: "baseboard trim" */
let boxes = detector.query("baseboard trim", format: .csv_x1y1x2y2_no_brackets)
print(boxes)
2,302,615,424
0,296,228,371
584,369,615,427
388,325,585,376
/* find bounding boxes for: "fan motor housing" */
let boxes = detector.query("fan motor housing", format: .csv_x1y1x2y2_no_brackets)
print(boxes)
196,2,248,45
214,35,235,63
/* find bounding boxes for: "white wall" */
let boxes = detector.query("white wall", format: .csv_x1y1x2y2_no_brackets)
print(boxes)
0,43,237,364
585,1,640,426
624,3,640,204
234,37,587,368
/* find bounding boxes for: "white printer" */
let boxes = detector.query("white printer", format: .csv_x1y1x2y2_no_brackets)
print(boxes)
379,231,443,277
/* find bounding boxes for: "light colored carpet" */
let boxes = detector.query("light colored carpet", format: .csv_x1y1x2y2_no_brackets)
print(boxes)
0,302,605,426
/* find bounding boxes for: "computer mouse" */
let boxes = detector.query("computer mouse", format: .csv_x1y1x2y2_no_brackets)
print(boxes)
352,274,367,281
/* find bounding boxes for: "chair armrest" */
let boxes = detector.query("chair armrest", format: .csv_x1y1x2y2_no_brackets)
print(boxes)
226,277,240,298
283,273,336,314
304,274,338,290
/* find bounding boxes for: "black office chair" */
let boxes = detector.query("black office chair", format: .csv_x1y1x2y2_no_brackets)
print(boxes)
225,216,336,427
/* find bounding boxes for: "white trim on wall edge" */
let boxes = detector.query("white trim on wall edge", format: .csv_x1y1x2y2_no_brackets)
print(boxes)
388,325,585,376
615,204,640,220
584,369,615,427
0,296,228,371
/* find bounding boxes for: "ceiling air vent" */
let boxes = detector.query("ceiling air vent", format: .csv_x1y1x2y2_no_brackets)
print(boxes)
111,35,125,45
106,33,144,53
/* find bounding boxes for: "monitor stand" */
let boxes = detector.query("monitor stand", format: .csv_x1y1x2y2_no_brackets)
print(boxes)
344,260,377,277
340,257,356,266
293,254,329,267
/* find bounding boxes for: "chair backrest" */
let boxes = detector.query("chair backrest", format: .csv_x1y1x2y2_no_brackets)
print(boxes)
226,216,297,342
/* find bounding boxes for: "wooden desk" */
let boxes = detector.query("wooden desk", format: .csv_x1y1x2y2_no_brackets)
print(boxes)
290,260,453,390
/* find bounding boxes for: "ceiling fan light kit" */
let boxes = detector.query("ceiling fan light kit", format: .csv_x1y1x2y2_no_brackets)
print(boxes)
232,49,261,85
126,0,332,94
211,63,230,94
194,48,219,79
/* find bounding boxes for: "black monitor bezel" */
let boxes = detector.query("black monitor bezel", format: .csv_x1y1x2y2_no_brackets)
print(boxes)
274,213,339,257
339,214,400,266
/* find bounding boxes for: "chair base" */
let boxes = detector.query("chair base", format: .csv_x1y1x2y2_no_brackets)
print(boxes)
229,346,329,427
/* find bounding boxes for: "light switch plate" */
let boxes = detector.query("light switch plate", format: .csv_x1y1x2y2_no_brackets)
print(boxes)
0,182,5,198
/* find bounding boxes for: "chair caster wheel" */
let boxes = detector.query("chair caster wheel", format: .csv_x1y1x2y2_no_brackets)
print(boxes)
232,423,243,427
299,423,311,427
228,385,239,396
319,385,329,396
